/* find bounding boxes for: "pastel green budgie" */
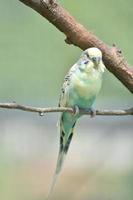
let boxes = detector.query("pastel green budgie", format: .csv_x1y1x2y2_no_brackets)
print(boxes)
47,47,105,198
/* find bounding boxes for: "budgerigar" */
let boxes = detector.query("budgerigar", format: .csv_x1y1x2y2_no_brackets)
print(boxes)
47,47,105,198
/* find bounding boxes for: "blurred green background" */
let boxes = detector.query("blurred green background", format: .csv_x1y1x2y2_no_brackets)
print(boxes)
0,0,133,200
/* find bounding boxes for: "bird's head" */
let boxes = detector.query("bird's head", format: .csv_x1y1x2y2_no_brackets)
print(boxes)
84,47,102,66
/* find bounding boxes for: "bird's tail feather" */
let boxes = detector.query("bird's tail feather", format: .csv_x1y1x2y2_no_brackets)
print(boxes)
46,116,76,199
46,150,66,199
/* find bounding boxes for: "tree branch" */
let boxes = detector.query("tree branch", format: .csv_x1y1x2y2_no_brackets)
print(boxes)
0,103,132,116
18,0,133,93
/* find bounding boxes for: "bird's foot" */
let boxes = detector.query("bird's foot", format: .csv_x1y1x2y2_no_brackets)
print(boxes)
73,105,80,117
86,107,96,118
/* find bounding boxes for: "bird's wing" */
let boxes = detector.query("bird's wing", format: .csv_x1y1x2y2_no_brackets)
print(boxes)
58,63,78,107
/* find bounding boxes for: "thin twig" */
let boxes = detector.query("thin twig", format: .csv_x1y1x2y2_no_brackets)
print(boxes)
0,103,132,116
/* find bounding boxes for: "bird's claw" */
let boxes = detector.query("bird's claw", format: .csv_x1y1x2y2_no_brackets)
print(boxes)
73,105,80,116
87,108,96,118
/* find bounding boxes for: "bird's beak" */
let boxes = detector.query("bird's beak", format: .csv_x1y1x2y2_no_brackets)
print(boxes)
92,57,101,66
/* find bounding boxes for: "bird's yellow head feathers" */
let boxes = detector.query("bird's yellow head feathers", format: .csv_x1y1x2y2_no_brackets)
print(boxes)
84,47,102,66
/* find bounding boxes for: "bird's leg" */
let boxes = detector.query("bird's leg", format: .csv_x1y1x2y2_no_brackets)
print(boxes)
73,105,80,116
86,107,96,118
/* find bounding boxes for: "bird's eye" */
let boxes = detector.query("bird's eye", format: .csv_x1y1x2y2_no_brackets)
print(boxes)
85,52,90,58
87,53,90,58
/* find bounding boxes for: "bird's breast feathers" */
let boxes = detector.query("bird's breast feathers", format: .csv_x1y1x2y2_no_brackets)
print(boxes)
72,70,102,99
